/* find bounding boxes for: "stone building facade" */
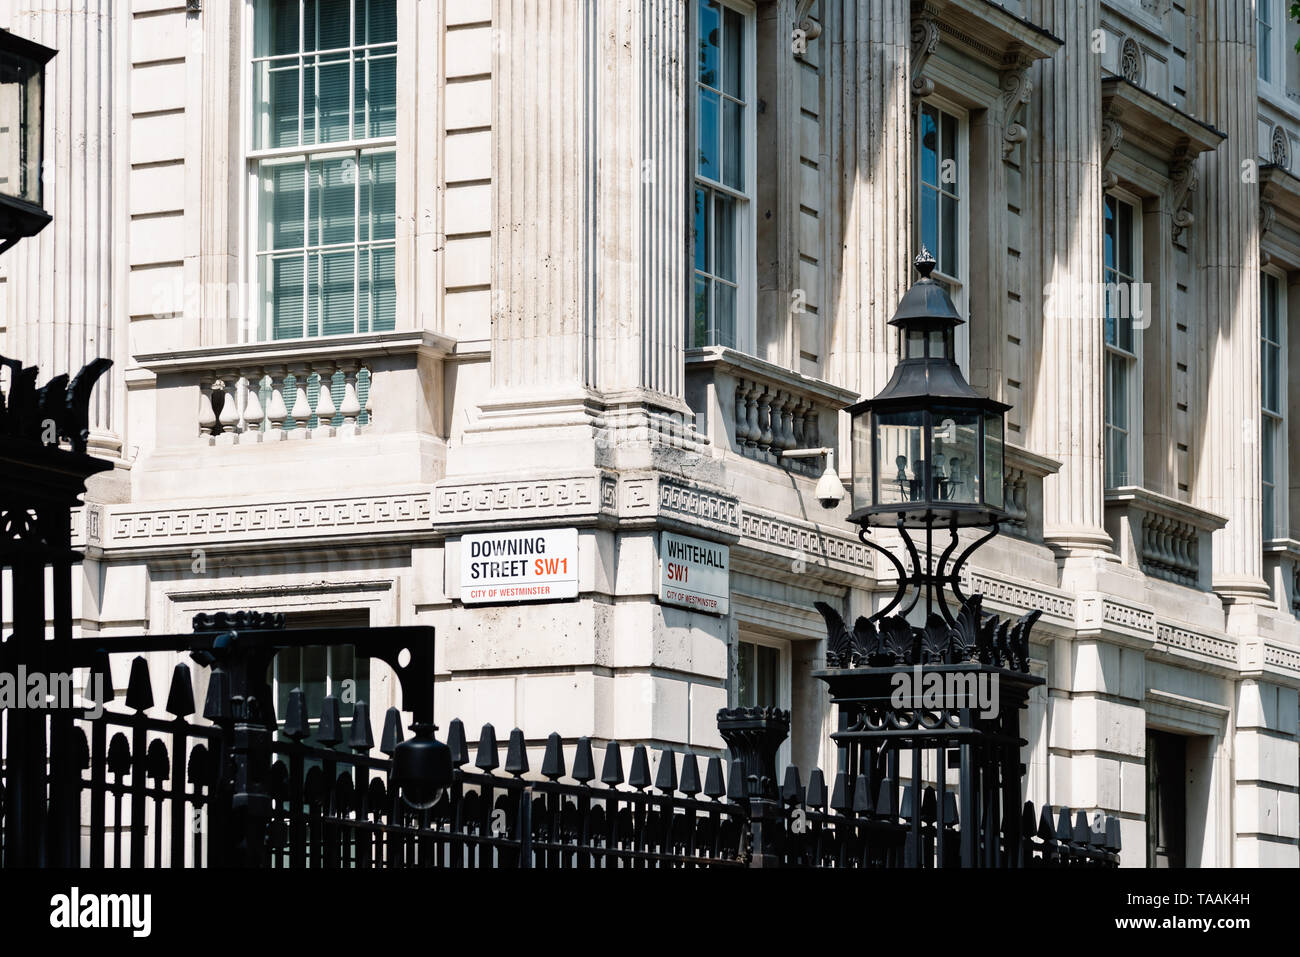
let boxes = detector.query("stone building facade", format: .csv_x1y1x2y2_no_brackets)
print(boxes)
0,0,1297,867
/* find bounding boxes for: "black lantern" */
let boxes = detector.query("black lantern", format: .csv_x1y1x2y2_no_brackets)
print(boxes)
841,249,1009,625
846,249,1008,529
0,29,55,253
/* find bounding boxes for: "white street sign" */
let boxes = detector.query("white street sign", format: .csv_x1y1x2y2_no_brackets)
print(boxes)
461,528,579,604
659,531,729,615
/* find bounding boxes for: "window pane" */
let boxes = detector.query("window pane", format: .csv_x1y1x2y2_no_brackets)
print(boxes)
1118,200,1133,276
698,89,719,180
756,645,778,707
364,49,397,138
932,412,980,504
920,185,938,259
1260,22,1272,82
723,7,743,99
941,111,957,191
357,0,397,45
260,159,305,251
306,0,350,51
693,275,710,349
258,0,301,57
715,282,736,348
713,192,735,282
984,414,1004,508
698,0,720,87
877,411,926,505
919,104,938,186
693,187,709,271
264,254,305,340
311,52,352,143
359,149,396,241
1103,197,1116,272
310,154,356,246
941,194,957,275
369,244,396,331
723,98,743,190
310,249,357,336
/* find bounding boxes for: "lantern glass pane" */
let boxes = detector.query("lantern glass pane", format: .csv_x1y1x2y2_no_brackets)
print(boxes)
984,413,1004,509
851,410,874,511
877,410,927,506
930,411,980,504
0,52,43,205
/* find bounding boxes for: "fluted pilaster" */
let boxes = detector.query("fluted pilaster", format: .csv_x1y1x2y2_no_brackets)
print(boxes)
825,0,912,401
1194,0,1267,600
491,0,687,407
1025,0,1109,553
4,0,119,454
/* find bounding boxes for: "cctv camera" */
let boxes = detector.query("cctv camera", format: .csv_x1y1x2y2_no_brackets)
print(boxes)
815,458,845,509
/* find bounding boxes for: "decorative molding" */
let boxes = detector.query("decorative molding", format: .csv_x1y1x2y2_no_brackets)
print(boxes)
967,571,1076,623
910,5,941,99
110,493,433,547
1100,106,1124,190
1264,642,1300,672
1119,36,1144,86
792,0,822,55
433,476,602,522
1271,124,1292,171
656,479,740,532
1154,623,1237,664
999,48,1034,161
738,510,870,572
1169,144,1198,244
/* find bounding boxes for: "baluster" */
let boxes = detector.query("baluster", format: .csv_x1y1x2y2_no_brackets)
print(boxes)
216,373,240,442
314,364,338,436
266,367,289,438
733,379,749,450
243,371,266,437
778,391,796,453
744,381,761,452
339,363,362,435
362,365,373,427
757,387,774,457
289,364,311,437
198,376,217,439
803,404,819,449
791,396,808,449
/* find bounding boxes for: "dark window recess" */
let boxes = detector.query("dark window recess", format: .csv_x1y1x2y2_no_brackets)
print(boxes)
269,609,371,736
1146,730,1187,868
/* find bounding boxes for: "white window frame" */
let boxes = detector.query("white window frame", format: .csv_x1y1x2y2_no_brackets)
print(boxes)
689,0,757,356
1258,0,1285,90
1262,268,1287,542
242,0,399,344
1103,188,1143,490
735,633,792,769
912,95,971,375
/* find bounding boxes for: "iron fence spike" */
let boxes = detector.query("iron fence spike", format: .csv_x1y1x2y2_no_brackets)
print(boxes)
600,741,624,787
703,756,726,799
1055,806,1073,843
125,655,154,712
922,785,938,824
348,701,374,751
201,668,231,722
654,748,677,793
944,790,959,827
475,723,500,772
679,753,702,796
505,728,529,776
282,688,309,741
875,776,895,818
541,731,565,780
571,736,595,783
829,770,850,812
780,765,802,804
164,662,195,718
1105,815,1122,852
379,706,404,755
852,773,873,814
89,648,114,705
899,783,914,821
806,768,828,808
628,745,652,790
726,758,746,802
446,717,468,766
1073,809,1090,844
315,695,343,747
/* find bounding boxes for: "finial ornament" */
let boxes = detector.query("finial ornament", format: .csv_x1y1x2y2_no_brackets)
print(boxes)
914,246,936,279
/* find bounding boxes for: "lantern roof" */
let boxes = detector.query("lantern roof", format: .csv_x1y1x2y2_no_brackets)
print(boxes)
845,249,1011,417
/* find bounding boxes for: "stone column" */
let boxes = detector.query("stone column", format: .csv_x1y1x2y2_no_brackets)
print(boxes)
1193,0,1268,601
1024,0,1110,555
4,0,120,456
824,0,912,403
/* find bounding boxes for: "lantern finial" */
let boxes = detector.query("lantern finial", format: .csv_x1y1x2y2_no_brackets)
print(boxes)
914,246,936,279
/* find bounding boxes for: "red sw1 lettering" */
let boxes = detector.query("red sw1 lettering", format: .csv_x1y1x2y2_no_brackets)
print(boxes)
666,562,688,582
534,557,568,575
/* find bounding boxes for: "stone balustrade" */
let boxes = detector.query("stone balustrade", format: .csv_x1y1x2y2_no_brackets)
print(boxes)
198,362,372,442
1104,486,1227,590
1001,444,1061,543
684,347,858,475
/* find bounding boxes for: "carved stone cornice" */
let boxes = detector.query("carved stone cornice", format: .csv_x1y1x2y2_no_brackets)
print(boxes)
999,47,1034,161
